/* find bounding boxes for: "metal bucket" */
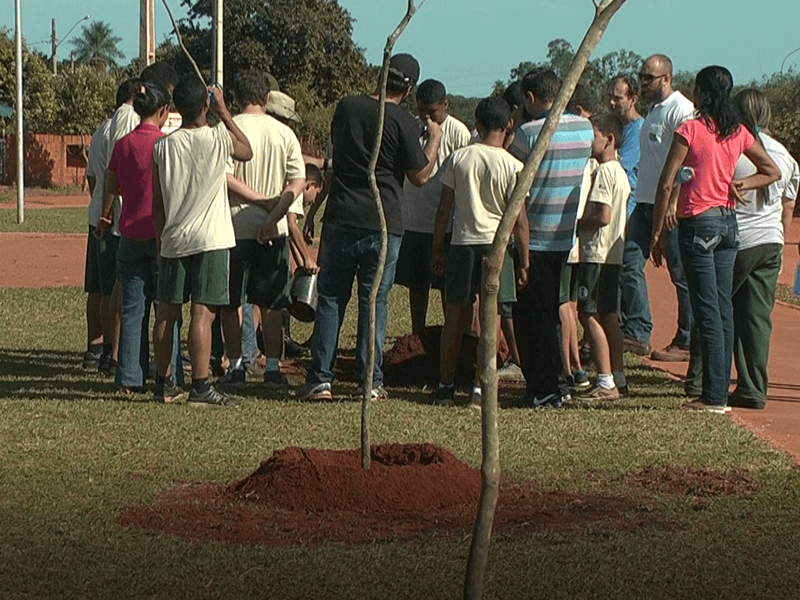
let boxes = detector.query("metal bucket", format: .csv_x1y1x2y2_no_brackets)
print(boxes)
290,268,318,322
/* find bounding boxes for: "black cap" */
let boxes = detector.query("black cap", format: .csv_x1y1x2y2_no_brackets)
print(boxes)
389,53,420,85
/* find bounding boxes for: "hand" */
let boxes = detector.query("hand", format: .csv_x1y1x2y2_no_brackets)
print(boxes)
256,215,280,245
302,254,319,274
516,265,529,290
664,206,678,232
729,180,747,206
303,218,316,245
650,234,665,268
423,117,442,143
208,85,228,117
430,250,446,277
95,215,112,239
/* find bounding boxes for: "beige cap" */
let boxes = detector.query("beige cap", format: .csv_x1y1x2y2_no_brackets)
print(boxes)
266,91,302,124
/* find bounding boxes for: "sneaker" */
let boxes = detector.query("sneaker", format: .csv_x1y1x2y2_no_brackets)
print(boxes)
429,384,456,406
154,378,185,404
295,381,333,402
357,386,389,401
263,370,289,389
651,343,690,362
498,362,524,381
284,336,310,359
188,385,240,408
578,385,620,401
680,399,731,413
82,350,102,370
531,393,560,408
98,357,117,376
618,384,630,397
571,370,591,392
470,388,482,407
727,391,766,410
218,368,246,389
623,337,652,356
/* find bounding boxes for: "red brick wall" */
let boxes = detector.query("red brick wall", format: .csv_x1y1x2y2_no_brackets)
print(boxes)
3,133,90,190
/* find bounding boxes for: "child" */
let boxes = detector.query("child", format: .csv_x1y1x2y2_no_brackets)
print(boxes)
575,114,631,401
151,75,253,406
429,96,529,405
219,71,305,390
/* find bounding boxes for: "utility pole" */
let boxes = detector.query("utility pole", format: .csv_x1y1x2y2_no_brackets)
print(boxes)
139,0,155,70
212,0,223,86
16,0,24,223
51,19,57,75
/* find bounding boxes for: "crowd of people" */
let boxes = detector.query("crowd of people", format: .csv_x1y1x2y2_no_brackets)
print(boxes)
81,52,798,411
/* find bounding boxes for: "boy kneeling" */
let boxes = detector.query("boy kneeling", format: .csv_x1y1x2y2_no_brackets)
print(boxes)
575,114,630,401
429,96,529,406
152,75,252,406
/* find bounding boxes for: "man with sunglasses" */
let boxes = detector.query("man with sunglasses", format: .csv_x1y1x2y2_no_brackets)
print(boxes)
621,54,695,363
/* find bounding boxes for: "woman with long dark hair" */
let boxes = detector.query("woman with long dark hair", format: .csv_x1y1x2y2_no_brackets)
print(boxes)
651,66,780,412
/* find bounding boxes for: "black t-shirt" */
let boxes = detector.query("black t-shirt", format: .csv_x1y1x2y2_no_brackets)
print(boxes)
323,94,428,235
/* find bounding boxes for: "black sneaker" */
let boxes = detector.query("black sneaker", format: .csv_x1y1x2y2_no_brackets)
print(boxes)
429,384,455,406
188,385,240,408
218,368,246,389
264,370,289,389
82,350,102,370
98,357,117,376
154,378,185,404
284,336,309,359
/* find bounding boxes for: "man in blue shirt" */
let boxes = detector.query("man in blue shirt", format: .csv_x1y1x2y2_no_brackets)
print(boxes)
608,74,643,218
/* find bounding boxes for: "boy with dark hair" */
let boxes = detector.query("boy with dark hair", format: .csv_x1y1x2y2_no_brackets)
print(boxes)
151,75,253,406
218,69,306,389
140,61,179,93
395,78,471,335
429,96,529,405
575,113,630,400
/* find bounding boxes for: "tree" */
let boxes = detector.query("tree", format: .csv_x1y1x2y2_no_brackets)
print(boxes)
53,66,117,134
70,21,125,71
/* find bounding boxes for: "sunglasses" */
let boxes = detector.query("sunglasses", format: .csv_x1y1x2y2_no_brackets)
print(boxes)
638,73,666,84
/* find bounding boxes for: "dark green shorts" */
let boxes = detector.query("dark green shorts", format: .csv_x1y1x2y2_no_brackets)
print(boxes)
83,227,119,297
558,262,580,305
445,244,516,306
576,263,621,315
227,237,291,310
158,249,230,306
394,230,448,291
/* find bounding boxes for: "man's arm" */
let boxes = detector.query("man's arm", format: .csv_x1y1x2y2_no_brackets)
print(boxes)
406,118,443,187
287,213,318,273
430,185,455,276
577,201,611,233
256,178,306,244
512,203,530,289
226,173,279,211
303,173,331,245
152,161,165,257
96,168,120,237
209,86,253,162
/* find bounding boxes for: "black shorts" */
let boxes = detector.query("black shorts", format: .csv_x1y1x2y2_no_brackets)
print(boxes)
445,244,516,306
394,230,448,291
576,263,621,315
228,237,292,310
83,227,119,297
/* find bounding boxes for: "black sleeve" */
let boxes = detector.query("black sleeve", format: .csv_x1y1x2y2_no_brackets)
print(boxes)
396,112,428,172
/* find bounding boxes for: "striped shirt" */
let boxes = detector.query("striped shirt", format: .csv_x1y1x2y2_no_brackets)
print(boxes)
509,112,593,252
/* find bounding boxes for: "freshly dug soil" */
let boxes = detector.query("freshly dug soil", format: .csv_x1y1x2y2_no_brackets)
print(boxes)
118,443,757,548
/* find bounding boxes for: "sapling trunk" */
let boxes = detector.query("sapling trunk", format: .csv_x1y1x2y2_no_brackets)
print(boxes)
462,1,629,597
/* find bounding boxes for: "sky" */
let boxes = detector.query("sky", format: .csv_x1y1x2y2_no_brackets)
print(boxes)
2,0,799,97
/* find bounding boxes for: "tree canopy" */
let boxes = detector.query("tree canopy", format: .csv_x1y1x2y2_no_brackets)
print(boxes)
70,21,125,71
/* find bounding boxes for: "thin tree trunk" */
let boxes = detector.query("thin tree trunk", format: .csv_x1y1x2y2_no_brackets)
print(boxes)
463,1,629,597
362,0,424,470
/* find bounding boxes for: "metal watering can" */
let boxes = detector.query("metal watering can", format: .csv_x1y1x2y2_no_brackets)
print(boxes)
290,267,318,322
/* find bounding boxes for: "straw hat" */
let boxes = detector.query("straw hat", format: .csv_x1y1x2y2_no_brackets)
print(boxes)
266,91,302,124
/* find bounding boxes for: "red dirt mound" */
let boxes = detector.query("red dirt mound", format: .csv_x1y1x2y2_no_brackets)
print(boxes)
228,443,480,513
117,444,756,548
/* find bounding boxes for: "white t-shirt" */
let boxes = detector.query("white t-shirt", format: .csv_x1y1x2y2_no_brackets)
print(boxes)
402,114,471,234
579,160,630,265
105,103,140,233
568,158,598,264
735,133,800,250
439,143,523,246
153,122,236,258
86,118,111,229
637,91,694,205
228,113,305,239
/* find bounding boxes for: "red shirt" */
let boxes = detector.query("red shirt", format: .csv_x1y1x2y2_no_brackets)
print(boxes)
676,118,754,218
108,123,163,240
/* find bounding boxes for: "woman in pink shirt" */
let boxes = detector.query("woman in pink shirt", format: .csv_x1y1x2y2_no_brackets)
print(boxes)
100,82,171,392
651,66,779,412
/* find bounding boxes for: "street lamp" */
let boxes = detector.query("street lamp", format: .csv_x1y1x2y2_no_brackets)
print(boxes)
51,15,90,75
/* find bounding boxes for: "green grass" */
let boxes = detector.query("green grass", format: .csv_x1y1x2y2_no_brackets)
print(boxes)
2,284,800,598
0,207,87,234
776,282,800,307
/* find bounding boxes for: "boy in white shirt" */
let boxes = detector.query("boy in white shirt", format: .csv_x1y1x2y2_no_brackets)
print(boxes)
151,75,253,406
575,114,631,401
429,96,529,405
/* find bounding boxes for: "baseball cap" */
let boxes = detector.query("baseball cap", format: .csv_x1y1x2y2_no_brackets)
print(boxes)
389,53,420,85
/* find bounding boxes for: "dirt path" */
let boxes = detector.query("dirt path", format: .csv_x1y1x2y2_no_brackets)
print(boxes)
0,206,798,462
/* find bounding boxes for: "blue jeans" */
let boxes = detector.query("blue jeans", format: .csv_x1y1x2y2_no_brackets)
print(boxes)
241,302,258,366
306,223,402,389
663,227,693,348
678,208,738,405
115,238,183,388
621,203,654,344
